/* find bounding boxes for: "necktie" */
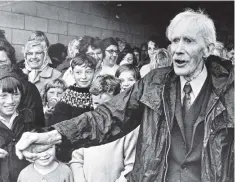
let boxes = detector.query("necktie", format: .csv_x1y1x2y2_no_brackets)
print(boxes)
182,82,192,117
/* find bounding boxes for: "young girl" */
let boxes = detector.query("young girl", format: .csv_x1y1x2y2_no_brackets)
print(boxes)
0,65,38,182
41,78,67,126
17,128,73,182
115,64,141,92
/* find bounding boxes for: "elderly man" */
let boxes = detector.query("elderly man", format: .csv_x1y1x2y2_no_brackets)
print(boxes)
16,9,233,182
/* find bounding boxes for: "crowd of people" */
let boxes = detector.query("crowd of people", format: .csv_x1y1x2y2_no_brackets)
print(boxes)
0,8,233,182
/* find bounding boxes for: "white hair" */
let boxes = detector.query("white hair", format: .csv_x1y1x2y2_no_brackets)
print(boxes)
166,9,216,46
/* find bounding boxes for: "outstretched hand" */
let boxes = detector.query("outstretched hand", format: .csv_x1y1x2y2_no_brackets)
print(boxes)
16,130,62,160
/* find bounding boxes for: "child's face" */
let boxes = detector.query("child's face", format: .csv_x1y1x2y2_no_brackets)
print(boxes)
34,145,56,167
92,93,112,109
47,87,64,101
0,88,21,117
118,71,137,92
72,64,95,88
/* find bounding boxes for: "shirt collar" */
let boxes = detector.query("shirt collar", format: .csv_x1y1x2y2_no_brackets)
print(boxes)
0,111,19,129
180,64,208,97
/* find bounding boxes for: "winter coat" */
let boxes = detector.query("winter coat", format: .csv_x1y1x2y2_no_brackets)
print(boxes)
54,56,234,182
0,108,38,182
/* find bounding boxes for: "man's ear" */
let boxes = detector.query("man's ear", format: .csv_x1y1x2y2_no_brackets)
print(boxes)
203,43,215,58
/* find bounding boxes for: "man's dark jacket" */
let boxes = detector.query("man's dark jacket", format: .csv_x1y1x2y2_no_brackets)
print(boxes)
54,56,234,182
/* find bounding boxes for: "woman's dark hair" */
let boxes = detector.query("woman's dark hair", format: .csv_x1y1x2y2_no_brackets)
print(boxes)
41,78,67,105
28,30,50,47
0,39,17,65
71,53,96,70
101,37,118,58
79,36,103,54
115,64,141,81
0,77,22,95
116,47,137,66
147,35,167,48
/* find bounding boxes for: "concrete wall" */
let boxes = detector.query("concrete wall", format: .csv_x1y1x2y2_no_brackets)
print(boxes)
0,1,157,61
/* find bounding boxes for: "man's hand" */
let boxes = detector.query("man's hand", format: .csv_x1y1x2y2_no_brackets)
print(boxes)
16,130,62,160
0,148,8,158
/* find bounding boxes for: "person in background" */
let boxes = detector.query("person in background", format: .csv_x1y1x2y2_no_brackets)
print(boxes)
116,47,137,66
70,74,139,182
97,37,120,76
133,46,140,65
137,42,149,69
17,127,73,182
140,35,167,77
41,78,67,126
17,30,51,70
140,48,172,77
48,43,67,70
22,40,62,94
62,38,82,86
115,64,141,92
0,35,45,127
79,36,104,72
0,65,39,182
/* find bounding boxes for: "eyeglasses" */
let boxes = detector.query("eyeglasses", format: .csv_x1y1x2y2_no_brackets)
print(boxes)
105,49,120,55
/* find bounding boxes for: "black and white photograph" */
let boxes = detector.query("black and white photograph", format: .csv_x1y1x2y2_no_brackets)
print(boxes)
0,1,233,182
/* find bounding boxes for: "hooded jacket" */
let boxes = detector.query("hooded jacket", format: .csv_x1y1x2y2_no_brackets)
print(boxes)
54,56,234,182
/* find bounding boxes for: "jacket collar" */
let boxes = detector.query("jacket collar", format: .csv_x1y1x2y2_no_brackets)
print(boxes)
33,66,53,83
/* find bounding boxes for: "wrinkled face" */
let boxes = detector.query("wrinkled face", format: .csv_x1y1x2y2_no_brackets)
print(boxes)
120,53,134,66
46,87,64,102
148,41,158,60
26,46,45,69
34,145,56,167
170,25,207,79
72,64,95,88
118,71,137,92
0,51,11,66
92,93,112,109
0,88,21,118
104,45,119,67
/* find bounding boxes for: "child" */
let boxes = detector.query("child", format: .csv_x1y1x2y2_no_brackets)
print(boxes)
17,128,73,182
70,74,139,182
115,64,141,92
0,65,38,182
48,53,96,162
49,53,96,126
41,78,67,126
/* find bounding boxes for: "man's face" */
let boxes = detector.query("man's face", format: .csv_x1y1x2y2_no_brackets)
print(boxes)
170,25,207,79
26,46,45,69
0,50,11,66
104,45,119,67
72,64,95,88
34,145,56,167
86,46,103,67
92,93,112,109
118,41,125,52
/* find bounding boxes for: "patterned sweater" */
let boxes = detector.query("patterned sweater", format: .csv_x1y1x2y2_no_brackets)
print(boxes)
49,85,93,126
